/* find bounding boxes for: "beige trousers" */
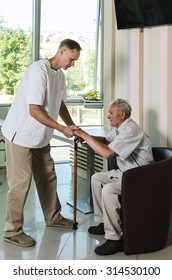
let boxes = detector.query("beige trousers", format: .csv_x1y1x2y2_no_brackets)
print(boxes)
4,139,62,237
91,170,123,241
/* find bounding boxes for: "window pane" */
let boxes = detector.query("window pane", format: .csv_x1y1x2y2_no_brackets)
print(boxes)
0,0,32,104
66,104,102,126
40,0,101,97
40,0,102,126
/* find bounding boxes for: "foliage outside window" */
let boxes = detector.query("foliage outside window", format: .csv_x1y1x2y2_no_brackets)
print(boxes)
0,22,32,100
0,0,32,104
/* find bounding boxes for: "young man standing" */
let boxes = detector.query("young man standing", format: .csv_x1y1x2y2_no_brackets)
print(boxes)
2,39,82,247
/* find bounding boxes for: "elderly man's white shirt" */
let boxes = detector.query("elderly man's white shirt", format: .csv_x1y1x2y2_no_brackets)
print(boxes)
106,118,154,176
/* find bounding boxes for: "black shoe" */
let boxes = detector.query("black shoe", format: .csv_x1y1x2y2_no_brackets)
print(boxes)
88,223,105,235
95,239,123,255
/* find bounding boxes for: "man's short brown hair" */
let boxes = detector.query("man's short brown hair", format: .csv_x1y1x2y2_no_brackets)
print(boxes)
59,39,82,51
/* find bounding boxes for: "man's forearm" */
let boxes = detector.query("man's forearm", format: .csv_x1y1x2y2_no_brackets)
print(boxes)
75,129,115,159
29,104,63,130
29,104,77,138
92,136,108,144
59,100,75,125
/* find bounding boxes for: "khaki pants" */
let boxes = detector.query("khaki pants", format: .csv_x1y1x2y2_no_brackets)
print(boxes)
4,139,61,237
91,169,123,241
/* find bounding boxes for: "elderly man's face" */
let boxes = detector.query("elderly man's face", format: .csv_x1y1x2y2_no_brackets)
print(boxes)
107,104,126,128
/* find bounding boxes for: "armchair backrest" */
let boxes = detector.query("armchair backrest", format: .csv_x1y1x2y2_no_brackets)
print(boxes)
108,147,172,171
152,147,172,162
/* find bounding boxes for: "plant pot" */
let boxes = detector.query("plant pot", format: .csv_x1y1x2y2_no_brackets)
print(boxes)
83,99,103,109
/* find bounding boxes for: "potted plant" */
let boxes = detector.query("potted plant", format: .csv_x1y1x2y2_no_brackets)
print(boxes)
82,89,103,109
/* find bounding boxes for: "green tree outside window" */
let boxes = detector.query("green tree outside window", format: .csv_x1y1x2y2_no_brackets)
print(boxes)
0,18,32,97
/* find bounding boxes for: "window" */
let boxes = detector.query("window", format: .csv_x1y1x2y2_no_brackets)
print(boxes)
0,0,32,103
0,0,103,126
40,0,103,126
40,0,102,98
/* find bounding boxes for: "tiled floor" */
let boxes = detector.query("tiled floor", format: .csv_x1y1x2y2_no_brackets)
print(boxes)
0,163,172,260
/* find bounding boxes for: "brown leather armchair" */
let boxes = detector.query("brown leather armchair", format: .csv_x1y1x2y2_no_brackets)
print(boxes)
108,147,172,255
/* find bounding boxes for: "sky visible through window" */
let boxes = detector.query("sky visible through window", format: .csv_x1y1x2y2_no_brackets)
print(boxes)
0,0,97,33
0,0,32,30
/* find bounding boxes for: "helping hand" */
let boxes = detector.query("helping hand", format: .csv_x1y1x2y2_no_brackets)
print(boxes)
74,128,85,144
61,125,79,138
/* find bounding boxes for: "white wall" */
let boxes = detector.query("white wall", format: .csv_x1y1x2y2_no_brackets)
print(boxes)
103,0,172,147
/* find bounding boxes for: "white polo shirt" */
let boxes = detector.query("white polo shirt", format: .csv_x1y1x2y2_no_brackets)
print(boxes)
2,59,67,148
106,118,154,173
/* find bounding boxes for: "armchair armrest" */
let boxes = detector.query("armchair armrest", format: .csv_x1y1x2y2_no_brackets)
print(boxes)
108,155,118,170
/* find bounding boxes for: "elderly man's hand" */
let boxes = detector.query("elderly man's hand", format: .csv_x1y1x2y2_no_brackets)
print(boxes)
74,128,85,144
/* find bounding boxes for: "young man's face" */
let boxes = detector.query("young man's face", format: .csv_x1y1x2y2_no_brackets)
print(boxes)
107,104,126,128
60,47,80,70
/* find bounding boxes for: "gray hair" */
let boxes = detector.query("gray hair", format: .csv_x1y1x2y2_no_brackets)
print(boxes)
112,98,132,117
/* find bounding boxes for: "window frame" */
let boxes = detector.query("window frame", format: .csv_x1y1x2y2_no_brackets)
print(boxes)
32,0,104,103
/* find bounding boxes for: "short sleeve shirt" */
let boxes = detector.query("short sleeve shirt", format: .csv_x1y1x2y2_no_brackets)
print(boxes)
2,59,67,148
106,118,154,172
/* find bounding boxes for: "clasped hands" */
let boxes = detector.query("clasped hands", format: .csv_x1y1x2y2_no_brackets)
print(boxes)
67,126,86,144
73,127,85,144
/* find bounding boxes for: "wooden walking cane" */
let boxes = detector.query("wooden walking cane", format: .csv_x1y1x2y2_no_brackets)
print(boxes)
73,138,78,229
